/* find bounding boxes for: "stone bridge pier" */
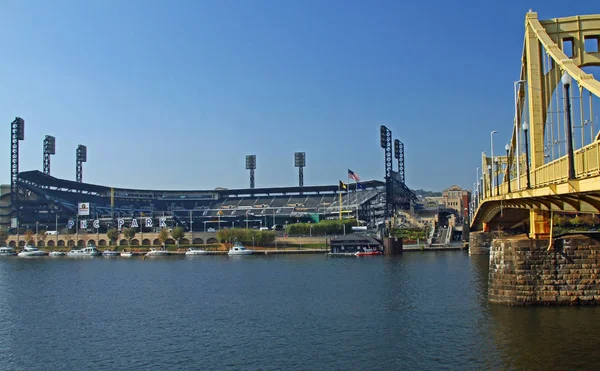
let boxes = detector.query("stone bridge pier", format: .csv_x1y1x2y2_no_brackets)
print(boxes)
468,231,508,255
489,235,600,305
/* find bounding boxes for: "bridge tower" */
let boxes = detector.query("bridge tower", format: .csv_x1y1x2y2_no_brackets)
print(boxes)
472,11,600,239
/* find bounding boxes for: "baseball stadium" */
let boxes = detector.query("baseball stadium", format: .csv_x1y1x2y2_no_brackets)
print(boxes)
1,118,417,236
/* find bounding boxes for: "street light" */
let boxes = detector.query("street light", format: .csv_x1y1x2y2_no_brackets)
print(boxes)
514,79,526,190
523,121,531,188
562,72,575,180
505,143,511,193
490,130,498,194
487,164,492,198
494,157,500,196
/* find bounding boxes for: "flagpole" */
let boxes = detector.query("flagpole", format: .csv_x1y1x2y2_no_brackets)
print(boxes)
355,181,359,226
346,181,349,221
338,182,342,220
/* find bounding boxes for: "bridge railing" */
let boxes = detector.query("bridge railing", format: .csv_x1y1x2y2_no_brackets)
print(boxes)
487,140,600,198
533,140,600,187
533,157,569,187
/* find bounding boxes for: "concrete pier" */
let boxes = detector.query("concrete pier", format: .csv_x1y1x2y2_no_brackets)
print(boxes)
383,237,403,255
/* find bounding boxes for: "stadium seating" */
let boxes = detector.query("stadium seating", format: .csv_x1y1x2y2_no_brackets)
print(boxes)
8,170,390,231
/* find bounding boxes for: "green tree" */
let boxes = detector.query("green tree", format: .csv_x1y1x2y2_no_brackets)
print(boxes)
123,227,136,246
106,228,119,247
158,228,170,248
37,230,47,245
24,230,35,245
171,226,185,248
64,231,74,247
0,229,8,245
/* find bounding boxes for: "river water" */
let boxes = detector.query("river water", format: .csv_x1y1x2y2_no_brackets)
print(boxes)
1,252,599,370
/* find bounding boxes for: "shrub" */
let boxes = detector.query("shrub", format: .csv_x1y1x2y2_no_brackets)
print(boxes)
216,229,276,244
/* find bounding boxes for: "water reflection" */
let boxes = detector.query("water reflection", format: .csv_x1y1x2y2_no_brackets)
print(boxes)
489,305,600,370
1,253,599,370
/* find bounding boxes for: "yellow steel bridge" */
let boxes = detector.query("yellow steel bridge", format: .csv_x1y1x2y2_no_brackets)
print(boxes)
471,11,600,238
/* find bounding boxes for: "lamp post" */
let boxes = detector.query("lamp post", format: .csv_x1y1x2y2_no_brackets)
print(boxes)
523,121,531,188
309,221,312,237
505,143,511,193
494,157,500,196
490,130,498,195
562,72,576,180
487,164,492,198
514,79,526,190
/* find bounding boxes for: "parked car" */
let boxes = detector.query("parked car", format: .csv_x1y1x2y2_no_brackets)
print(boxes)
207,228,216,232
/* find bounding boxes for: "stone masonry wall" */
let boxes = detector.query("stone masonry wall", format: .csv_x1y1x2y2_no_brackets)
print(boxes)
489,235,600,305
469,231,510,255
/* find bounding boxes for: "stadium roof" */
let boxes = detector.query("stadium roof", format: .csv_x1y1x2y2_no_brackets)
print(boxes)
17,170,385,196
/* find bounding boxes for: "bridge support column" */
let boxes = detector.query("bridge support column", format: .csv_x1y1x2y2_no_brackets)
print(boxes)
468,231,507,255
383,237,403,255
489,235,600,305
529,209,550,239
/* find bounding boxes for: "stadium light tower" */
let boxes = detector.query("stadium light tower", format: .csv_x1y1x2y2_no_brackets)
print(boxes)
379,125,393,219
43,135,56,175
294,152,306,187
76,145,87,183
245,155,256,189
394,139,405,184
11,117,25,225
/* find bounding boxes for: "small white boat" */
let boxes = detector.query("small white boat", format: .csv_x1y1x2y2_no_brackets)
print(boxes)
68,244,101,257
0,246,17,256
185,248,208,256
17,246,48,257
49,251,66,257
145,248,170,257
228,243,254,256
102,250,120,257
120,251,134,257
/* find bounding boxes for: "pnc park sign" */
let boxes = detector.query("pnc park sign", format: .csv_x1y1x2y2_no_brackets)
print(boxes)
69,217,169,231
72,202,170,231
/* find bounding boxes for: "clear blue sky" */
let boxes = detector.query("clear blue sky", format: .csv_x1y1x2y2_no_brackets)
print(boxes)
1,0,598,191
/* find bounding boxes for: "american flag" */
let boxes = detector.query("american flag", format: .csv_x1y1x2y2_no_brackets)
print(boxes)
348,169,360,181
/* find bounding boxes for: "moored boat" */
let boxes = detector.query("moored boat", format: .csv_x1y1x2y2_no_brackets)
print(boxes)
120,250,134,257
49,251,66,257
228,242,254,256
0,246,17,256
185,248,208,256
145,248,170,257
68,244,101,257
102,249,120,257
355,248,382,257
17,245,48,257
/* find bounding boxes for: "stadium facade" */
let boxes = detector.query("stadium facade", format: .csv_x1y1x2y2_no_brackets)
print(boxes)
0,170,416,233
